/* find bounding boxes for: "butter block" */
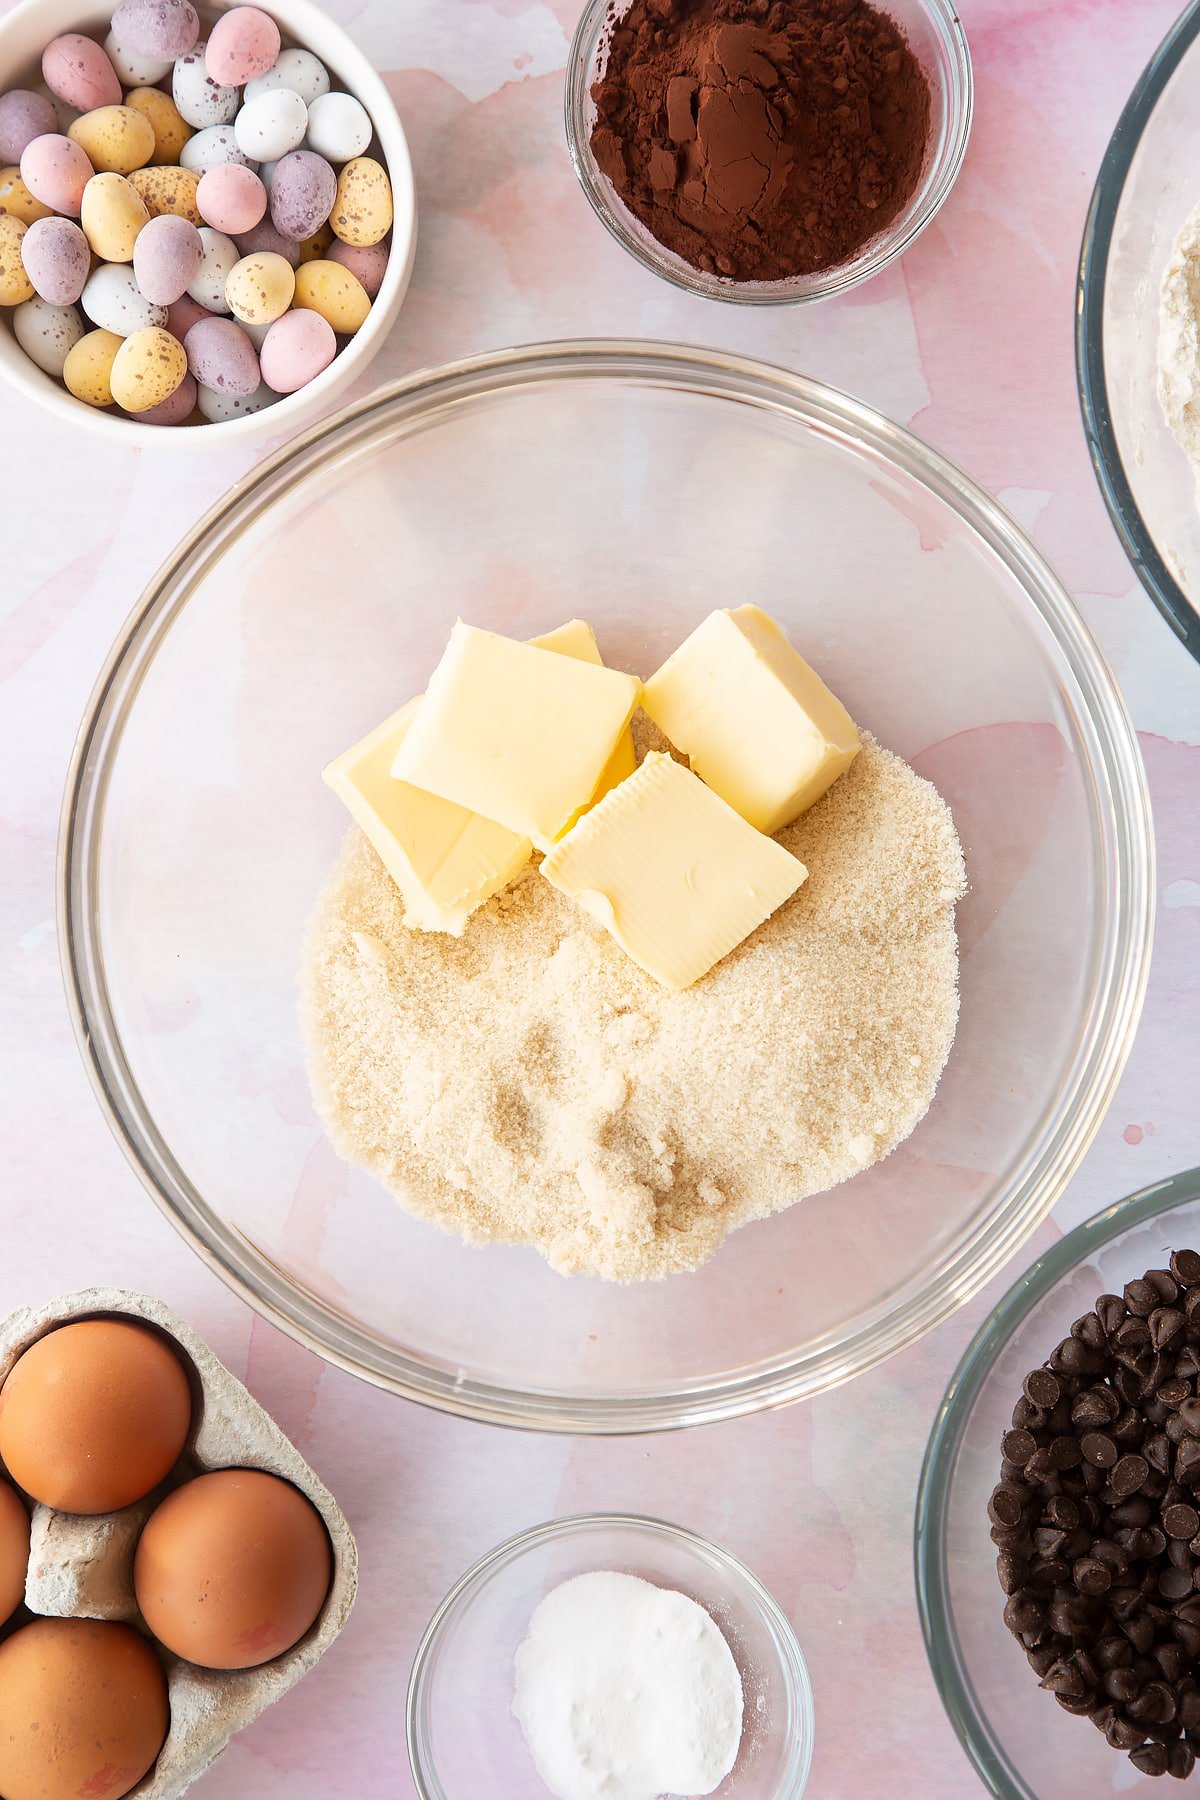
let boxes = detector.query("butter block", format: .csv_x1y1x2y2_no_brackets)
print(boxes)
642,605,860,835
323,699,532,936
529,618,637,796
392,622,642,849
541,752,807,991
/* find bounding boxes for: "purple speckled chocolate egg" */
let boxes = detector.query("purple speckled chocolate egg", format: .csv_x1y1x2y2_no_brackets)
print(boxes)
197,163,266,236
42,36,122,113
269,150,335,244
20,134,94,217
133,213,203,304
21,214,90,304
206,8,281,87
166,292,213,338
259,307,335,393
111,0,200,62
184,314,260,397
136,369,197,423
0,90,57,164
234,215,300,268
327,238,389,301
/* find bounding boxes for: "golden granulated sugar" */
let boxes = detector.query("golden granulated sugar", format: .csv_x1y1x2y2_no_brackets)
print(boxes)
301,733,966,1282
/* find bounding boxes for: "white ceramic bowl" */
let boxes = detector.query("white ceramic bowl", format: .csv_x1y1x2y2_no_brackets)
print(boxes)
0,0,416,448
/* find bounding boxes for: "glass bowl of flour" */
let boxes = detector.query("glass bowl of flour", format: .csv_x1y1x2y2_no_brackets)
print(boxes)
1078,0,1200,663
406,1513,813,1798
59,342,1152,1429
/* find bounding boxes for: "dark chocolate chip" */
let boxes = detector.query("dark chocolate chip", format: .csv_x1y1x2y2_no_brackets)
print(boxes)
1171,1251,1200,1288
1104,1665,1141,1701
1073,1386,1120,1429
1179,1399,1200,1436
1082,1432,1118,1469
1074,1557,1112,1596
1024,1368,1061,1408
1109,1713,1146,1750
997,1551,1027,1594
1126,1279,1160,1317
1001,1428,1037,1468
1169,1740,1196,1779
1044,1495,1080,1530
1004,1592,1043,1636
1132,1741,1170,1776
1164,1566,1200,1599
1096,1634,1133,1671
988,1483,1026,1528
1112,1454,1150,1497
1111,1497,1153,1528
1165,1503,1200,1541
1097,1293,1127,1334
1040,1657,1085,1697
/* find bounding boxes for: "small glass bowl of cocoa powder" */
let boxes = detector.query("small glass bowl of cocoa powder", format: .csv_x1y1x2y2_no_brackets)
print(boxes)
566,0,972,304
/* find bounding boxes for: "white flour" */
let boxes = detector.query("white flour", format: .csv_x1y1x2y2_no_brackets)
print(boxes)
512,1571,743,1800
1158,199,1200,481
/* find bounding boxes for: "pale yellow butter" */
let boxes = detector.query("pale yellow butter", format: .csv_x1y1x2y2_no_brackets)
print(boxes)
541,751,808,991
642,605,860,835
392,622,641,850
529,618,637,796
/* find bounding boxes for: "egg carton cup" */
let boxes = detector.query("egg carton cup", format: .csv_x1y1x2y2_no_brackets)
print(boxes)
0,1287,358,1799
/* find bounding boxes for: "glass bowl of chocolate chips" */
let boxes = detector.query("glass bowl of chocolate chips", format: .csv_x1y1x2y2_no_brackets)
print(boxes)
565,0,972,303
917,1168,1200,1794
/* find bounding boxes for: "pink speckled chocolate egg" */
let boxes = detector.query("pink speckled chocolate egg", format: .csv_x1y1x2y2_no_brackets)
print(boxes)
20,134,94,216
196,163,266,235
21,214,90,304
234,215,299,267
327,238,388,301
269,149,335,243
259,306,334,393
184,314,259,396
0,90,57,164
133,213,202,304
166,291,212,338
136,369,197,423
206,8,281,87
42,36,122,113
111,0,200,62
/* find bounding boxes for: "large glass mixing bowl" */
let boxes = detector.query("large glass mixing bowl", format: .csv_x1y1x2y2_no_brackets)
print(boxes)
59,342,1153,1432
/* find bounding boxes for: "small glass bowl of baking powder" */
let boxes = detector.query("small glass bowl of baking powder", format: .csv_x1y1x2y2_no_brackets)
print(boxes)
565,0,973,304
406,1512,814,1797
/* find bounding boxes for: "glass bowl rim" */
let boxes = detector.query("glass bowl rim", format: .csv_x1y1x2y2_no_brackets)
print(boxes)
58,337,1155,1435
1076,0,1200,665
914,1165,1200,1798
563,0,974,306
404,1508,815,1800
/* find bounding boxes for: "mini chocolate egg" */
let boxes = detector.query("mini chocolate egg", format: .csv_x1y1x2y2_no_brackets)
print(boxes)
330,156,393,247
63,326,122,404
245,47,330,107
122,87,191,166
166,290,211,337
138,368,196,422
235,88,307,164
183,314,260,396
269,148,335,242
134,1469,331,1670
196,375,275,420
103,29,171,88
234,213,299,267
225,249,293,324
0,1618,168,1800
42,35,122,113
69,104,155,175
294,258,369,334
0,1476,28,1627
296,218,332,263
180,123,255,174
0,1318,191,1512
128,162,201,222
0,165,53,226
207,7,281,87
112,0,200,62
259,305,334,392
328,236,388,299
305,92,372,164
197,162,266,235
111,323,187,412
185,224,237,311
236,313,271,348
20,133,94,217
133,211,201,302
21,215,89,303
172,44,238,131
13,295,85,374
80,172,151,263
0,214,33,305
0,90,57,164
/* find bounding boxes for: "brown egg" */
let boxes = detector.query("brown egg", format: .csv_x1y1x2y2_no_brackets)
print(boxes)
0,1318,192,1513
0,1475,28,1626
0,1617,168,1800
134,1468,332,1669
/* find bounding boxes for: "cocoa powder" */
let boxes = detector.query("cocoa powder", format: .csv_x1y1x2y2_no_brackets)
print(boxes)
590,0,932,284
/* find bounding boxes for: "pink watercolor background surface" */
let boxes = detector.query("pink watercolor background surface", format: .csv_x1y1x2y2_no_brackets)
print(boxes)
2,0,1200,1794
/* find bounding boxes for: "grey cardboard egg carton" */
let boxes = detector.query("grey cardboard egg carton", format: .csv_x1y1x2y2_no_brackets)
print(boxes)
0,1288,357,1798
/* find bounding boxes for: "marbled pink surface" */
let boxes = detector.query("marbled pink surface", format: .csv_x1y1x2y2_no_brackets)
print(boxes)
2,0,1199,1794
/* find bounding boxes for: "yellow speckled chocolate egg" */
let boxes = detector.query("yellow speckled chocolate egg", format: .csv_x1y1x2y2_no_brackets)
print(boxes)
0,214,33,305
81,172,150,263
69,105,156,176
329,157,392,248
123,88,192,166
63,327,122,405
110,325,187,413
296,220,332,264
225,250,294,325
294,259,369,334
128,165,201,225
0,166,52,226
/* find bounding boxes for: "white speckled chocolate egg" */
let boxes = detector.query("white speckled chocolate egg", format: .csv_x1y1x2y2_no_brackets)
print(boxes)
184,225,237,311
81,261,166,334
234,89,307,164
245,49,329,108
172,44,238,131
13,294,84,374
